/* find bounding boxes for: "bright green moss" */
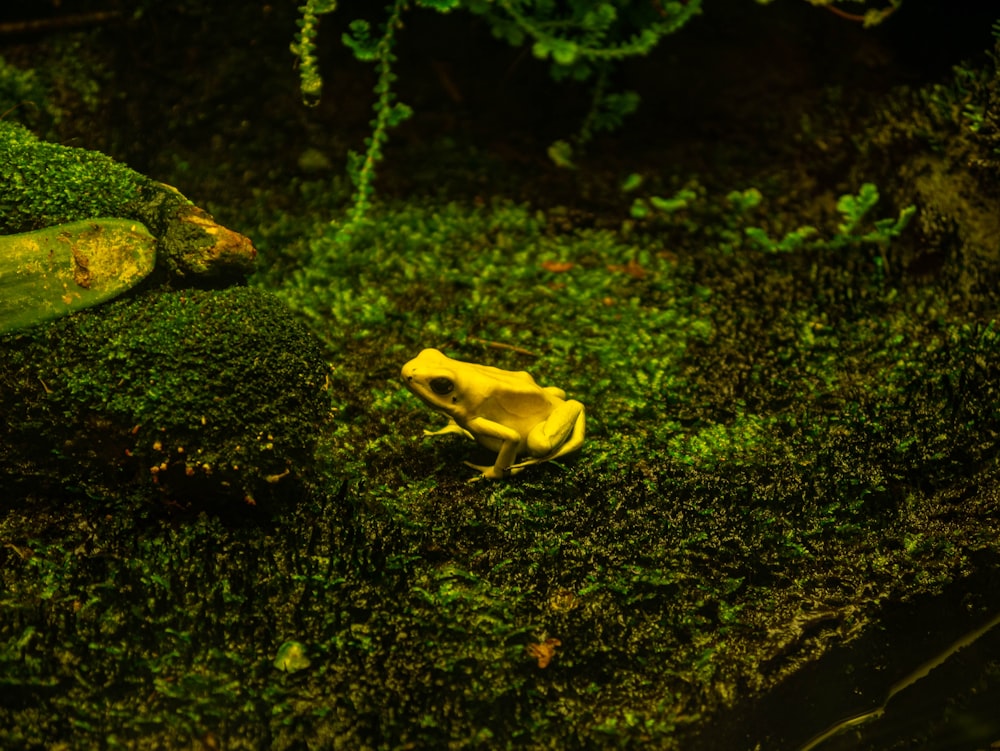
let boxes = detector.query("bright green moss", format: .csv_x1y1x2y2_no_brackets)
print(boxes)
0,121,150,232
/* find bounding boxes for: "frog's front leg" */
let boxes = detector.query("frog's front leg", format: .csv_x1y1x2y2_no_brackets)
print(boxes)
424,417,474,441
462,417,524,480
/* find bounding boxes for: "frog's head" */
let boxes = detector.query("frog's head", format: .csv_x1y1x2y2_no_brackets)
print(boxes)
401,348,463,414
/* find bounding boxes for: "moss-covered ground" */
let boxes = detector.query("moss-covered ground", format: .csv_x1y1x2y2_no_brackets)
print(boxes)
2,1,1000,749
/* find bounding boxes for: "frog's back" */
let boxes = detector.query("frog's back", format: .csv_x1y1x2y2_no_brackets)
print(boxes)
467,362,541,393
468,369,562,430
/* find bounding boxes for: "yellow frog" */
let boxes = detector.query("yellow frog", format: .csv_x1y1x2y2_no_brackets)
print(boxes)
401,348,585,480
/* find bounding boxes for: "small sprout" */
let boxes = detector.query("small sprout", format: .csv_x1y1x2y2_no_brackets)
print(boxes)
836,182,881,235
265,468,291,484
726,187,763,213
631,187,697,219
649,189,696,213
273,641,311,673
547,139,576,169
620,172,643,193
297,147,333,173
526,637,562,668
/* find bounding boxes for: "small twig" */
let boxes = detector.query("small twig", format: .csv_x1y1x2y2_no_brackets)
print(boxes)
0,101,39,121
469,337,539,357
0,11,122,37
430,61,463,104
821,3,900,25
822,4,866,22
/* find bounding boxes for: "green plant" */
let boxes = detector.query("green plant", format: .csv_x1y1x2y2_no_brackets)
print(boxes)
754,0,903,27
468,0,700,157
0,56,47,122
832,182,915,247
337,1,414,238
471,0,700,70
742,183,913,255
630,187,698,219
290,0,338,106
291,0,703,237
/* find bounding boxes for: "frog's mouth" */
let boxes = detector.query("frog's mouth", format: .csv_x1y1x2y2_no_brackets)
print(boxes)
402,375,429,404
402,363,463,417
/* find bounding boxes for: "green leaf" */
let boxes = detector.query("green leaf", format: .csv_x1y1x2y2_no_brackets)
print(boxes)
836,182,879,235
308,0,338,13
582,4,617,30
342,19,377,61
630,198,649,219
649,188,696,213
387,102,413,127
416,0,461,10
547,139,576,169
532,40,551,61
551,40,579,66
726,188,762,213
621,173,643,193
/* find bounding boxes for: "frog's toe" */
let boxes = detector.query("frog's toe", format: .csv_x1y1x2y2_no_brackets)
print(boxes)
463,461,521,480
463,461,491,477
510,457,545,470
424,422,474,440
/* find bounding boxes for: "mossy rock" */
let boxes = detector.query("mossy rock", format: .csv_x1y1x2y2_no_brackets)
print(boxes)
0,285,333,514
0,120,257,334
0,123,322,514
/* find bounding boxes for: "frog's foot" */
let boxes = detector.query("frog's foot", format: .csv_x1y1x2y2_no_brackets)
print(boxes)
508,456,547,471
463,461,525,481
424,419,474,441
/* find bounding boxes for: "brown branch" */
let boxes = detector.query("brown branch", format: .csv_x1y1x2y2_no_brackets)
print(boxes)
821,3,900,25
469,337,539,358
0,11,122,36
822,5,867,22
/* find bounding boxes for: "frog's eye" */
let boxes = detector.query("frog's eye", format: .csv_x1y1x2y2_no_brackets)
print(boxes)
429,377,454,396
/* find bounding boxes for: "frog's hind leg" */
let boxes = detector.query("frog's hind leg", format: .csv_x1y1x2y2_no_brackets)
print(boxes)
524,400,585,463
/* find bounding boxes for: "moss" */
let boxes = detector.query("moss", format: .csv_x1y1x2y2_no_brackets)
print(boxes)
3,6,1000,751
0,120,148,232
5,178,998,751
0,285,333,512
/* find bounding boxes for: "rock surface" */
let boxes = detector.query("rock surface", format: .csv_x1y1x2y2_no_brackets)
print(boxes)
0,285,333,513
